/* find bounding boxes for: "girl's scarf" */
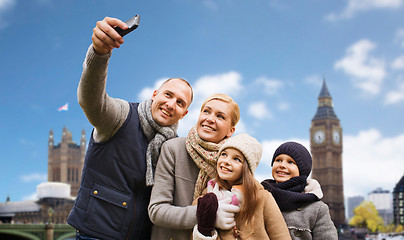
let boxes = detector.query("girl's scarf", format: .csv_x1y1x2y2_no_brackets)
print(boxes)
261,176,319,211
138,99,178,186
207,179,243,206
186,126,225,199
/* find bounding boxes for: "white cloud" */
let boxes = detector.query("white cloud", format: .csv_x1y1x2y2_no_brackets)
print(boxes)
395,28,404,48
254,172,268,183
233,119,247,135
392,55,404,70
394,28,404,48
20,173,47,183
334,39,386,95
0,0,14,11
255,76,284,95
385,81,404,104
22,192,38,201
177,107,200,137
326,0,403,21
193,71,243,100
343,129,404,197
137,78,166,101
0,0,15,29
277,102,290,111
254,128,404,199
248,101,272,120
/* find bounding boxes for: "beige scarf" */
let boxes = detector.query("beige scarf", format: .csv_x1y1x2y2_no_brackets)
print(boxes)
186,125,226,200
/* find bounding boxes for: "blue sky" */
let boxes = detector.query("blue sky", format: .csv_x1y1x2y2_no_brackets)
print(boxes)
1,0,404,203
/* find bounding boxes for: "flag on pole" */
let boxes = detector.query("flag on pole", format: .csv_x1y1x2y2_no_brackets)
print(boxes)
58,103,69,112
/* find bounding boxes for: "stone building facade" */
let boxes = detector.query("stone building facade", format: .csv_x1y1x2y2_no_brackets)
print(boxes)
48,127,86,197
0,182,74,224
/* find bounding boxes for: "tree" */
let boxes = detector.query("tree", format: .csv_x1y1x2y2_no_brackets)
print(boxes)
383,223,396,233
349,201,384,232
395,224,403,233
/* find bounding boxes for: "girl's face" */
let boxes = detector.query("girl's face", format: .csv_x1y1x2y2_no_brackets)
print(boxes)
197,99,235,144
272,154,300,182
217,148,244,186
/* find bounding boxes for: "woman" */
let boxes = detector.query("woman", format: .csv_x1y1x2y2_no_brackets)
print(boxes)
148,93,240,240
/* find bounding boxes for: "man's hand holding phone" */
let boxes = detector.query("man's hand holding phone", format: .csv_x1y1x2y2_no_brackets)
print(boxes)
92,15,139,55
114,15,139,37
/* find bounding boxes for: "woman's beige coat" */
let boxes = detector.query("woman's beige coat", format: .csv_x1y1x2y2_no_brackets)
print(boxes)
148,137,199,240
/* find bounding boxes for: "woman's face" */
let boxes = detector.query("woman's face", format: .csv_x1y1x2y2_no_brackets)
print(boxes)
197,99,235,143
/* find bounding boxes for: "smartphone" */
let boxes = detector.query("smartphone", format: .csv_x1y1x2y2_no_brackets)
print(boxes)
114,15,140,37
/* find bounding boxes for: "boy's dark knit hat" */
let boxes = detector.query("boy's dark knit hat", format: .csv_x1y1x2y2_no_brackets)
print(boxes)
271,141,312,177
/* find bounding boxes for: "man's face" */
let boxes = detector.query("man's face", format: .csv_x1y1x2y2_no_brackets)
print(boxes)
151,79,192,126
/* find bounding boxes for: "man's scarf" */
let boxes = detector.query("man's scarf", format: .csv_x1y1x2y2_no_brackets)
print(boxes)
138,99,178,186
186,125,225,200
261,176,319,211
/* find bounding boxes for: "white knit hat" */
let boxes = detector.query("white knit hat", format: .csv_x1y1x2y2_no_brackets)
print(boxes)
218,134,263,174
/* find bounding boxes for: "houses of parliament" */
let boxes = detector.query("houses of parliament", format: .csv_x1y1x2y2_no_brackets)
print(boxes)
48,127,86,197
0,128,86,224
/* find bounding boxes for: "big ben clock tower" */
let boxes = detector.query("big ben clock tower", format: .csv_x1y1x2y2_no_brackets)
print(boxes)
310,80,345,227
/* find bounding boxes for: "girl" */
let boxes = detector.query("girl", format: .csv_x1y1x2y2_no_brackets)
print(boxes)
261,141,338,240
193,134,291,240
148,94,242,240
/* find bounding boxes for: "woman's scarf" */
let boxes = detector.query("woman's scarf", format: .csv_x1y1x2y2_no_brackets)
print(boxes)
261,176,319,211
186,126,225,199
138,99,178,186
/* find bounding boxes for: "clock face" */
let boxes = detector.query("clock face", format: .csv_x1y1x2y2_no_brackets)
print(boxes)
314,130,325,144
333,130,340,144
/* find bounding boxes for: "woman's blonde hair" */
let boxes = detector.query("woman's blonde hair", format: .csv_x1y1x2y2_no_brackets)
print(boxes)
200,93,240,127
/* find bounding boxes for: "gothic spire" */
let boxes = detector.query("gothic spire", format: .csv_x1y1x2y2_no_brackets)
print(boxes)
312,79,338,120
318,78,331,99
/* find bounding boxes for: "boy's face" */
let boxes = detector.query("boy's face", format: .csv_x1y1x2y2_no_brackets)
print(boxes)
217,148,244,186
272,154,300,182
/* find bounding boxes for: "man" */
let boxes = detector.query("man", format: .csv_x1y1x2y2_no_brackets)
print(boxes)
67,17,193,240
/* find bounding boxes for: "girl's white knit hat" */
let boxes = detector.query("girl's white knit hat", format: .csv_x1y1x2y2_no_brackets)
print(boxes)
218,134,263,174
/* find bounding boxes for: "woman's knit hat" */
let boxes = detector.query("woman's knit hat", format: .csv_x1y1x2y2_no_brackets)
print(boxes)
271,141,312,177
218,134,263,174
